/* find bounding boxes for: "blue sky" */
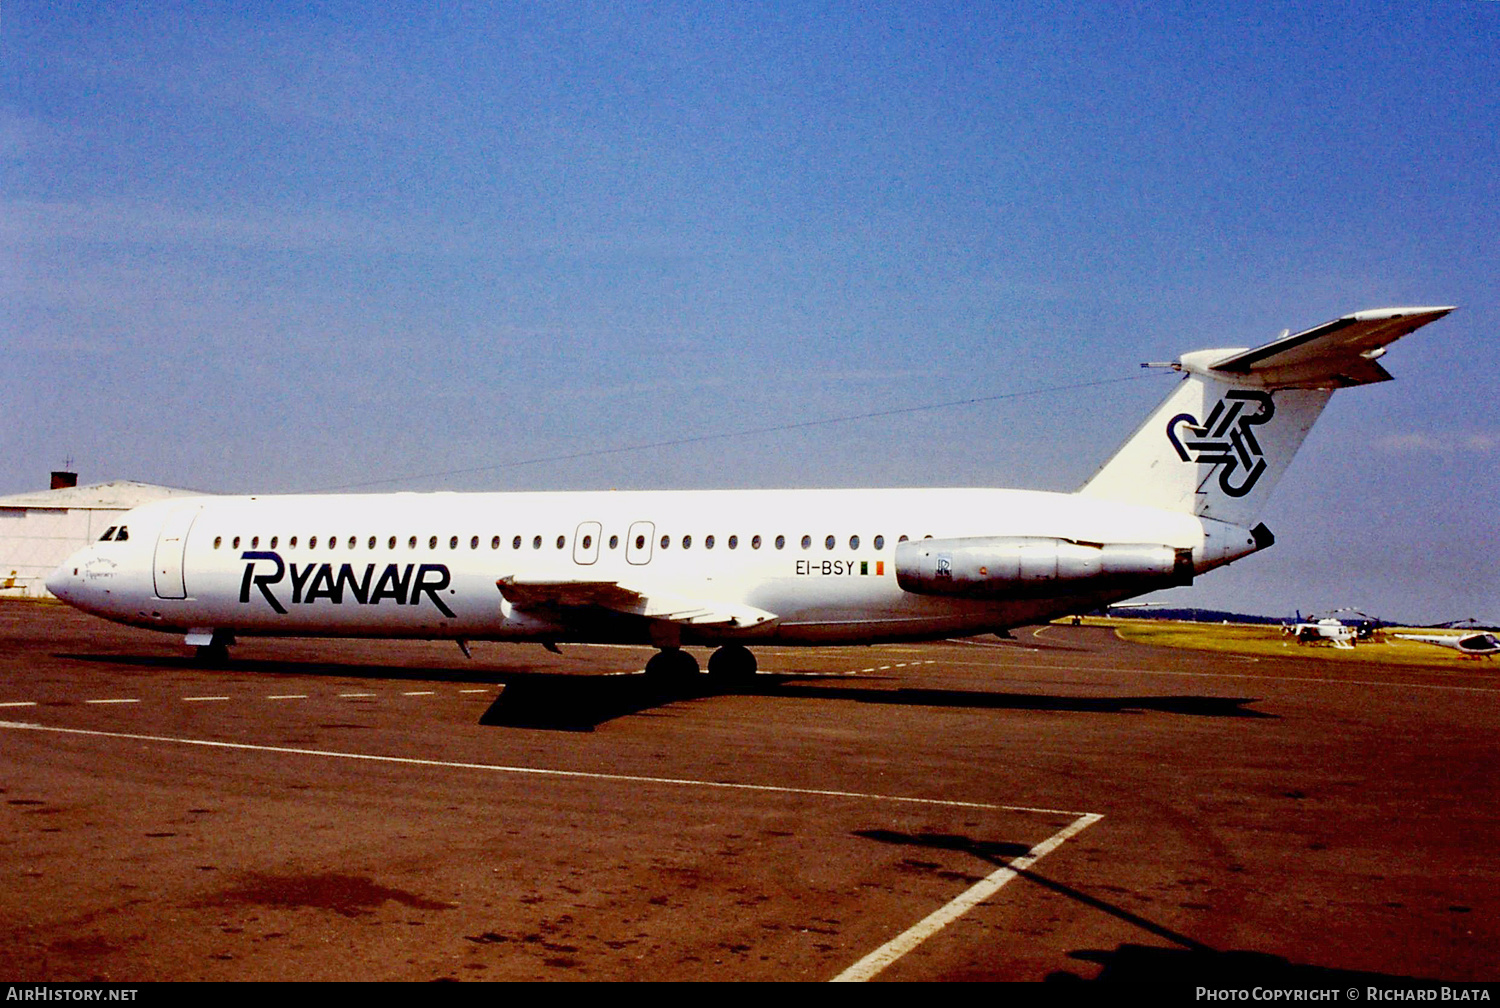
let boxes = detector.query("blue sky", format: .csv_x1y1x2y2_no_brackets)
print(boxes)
4,2,1496,622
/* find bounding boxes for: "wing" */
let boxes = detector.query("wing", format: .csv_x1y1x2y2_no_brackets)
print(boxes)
1209,306,1455,388
496,576,779,631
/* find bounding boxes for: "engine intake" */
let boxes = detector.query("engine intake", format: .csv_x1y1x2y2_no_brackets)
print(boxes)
895,536,1193,598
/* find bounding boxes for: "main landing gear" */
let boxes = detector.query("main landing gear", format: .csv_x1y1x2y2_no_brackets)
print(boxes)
643,645,759,690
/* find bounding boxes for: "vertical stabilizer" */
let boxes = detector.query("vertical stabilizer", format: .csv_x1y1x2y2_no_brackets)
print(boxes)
1078,306,1453,526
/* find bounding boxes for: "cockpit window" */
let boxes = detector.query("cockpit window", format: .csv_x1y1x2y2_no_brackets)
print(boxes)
99,527,117,541
115,526,129,541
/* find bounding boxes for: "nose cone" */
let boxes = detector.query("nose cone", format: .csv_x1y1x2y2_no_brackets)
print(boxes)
45,556,78,601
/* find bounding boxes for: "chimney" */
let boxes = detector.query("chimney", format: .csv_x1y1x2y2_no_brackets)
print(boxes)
50,471,78,490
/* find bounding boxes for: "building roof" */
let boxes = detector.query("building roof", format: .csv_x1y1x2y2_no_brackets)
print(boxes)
0,480,205,510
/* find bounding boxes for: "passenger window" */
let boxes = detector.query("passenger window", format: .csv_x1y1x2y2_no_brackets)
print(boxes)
850,535,860,550
290,536,299,548
874,535,884,550
347,536,356,548
450,536,459,549
824,535,835,550
532,536,542,549
270,536,278,549
635,535,645,550
775,535,785,550
491,536,500,549
660,535,670,549
800,535,811,549
728,535,738,549
329,536,338,549
582,535,593,549
213,536,222,549
388,537,397,549
555,535,565,549
752,535,762,549
428,536,438,549
408,536,417,548
251,536,260,548
609,535,619,549
899,535,909,542
310,536,319,548
513,536,522,549
705,535,714,549
368,536,377,549
682,535,692,549
232,536,241,548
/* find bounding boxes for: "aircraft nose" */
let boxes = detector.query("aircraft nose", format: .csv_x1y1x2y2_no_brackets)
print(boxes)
44,559,74,599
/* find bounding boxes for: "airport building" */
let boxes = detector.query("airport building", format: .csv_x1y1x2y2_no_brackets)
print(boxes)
0,472,199,598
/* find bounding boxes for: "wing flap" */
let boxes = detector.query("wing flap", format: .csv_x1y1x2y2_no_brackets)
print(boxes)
497,576,778,630
1207,306,1454,388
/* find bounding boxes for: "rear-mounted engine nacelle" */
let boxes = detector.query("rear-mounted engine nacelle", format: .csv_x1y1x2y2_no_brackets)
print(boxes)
895,536,1194,598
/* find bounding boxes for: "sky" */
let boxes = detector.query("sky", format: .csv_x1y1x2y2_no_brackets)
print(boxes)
3,2,1496,624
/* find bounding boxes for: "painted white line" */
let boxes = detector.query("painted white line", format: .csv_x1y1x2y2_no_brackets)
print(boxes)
265,695,307,700
339,693,376,698
831,811,1104,982
401,691,436,696
458,689,490,694
182,696,230,702
0,702,37,708
85,698,139,705
947,638,1039,651
0,721,1094,817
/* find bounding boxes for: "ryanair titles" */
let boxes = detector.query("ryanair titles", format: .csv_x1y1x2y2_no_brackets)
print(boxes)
239,551,456,617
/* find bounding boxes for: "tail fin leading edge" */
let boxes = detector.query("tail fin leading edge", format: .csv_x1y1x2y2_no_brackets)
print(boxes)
1078,306,1454,526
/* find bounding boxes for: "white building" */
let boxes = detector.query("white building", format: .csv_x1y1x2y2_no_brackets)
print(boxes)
0,476,202,598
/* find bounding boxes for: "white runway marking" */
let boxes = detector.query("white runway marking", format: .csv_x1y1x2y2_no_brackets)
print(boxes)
339,693,376,698
401,691,436,696
265,694,308,700
0,720,1094,818
181,696,230,702
0,701,37,708
832,811,1103,982
85,698,139,705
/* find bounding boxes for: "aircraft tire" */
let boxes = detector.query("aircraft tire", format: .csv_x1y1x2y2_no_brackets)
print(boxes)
707,645,757,685
644,648,700,686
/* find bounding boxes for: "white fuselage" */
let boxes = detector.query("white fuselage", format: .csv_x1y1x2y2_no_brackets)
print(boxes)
46,487,1257,647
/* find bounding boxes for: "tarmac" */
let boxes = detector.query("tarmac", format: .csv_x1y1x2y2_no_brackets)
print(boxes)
1,603,1495,982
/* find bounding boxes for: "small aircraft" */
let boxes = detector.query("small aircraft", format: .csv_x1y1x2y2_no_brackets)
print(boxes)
1284,616,1357,648
46,306,1454,683
1394,632,1500,658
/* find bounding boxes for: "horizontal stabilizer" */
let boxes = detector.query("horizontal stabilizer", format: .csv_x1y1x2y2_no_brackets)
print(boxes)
1204,306,1454,389
497,576,778,630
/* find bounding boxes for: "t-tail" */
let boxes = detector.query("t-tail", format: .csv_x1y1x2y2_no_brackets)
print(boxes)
1079,306,1455,528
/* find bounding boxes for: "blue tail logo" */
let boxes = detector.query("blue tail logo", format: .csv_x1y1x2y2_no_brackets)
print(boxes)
1165,390,1275,498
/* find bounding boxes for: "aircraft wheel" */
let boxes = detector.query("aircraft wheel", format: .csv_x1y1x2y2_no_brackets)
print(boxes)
644,648,700,687
707,645,757,686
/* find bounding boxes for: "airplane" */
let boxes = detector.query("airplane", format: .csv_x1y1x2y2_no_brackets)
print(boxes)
1393,632,1500,658
46,305,1454,685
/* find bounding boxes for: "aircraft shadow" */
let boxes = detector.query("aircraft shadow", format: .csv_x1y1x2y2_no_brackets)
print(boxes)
54,653,1274,729
481,675,1275,731
856,828,1434,985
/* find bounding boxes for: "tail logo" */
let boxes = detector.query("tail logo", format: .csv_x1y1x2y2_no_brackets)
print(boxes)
1166,390,1275,498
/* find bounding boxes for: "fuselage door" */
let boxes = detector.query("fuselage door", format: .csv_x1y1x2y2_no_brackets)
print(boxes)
626,521,655,566
573,521,602,565
152,505,201,599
